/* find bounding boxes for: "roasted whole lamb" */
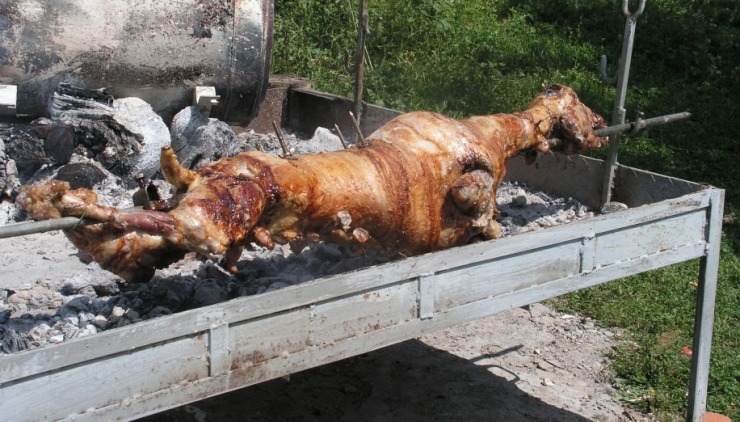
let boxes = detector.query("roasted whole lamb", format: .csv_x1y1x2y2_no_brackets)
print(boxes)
17,85,606,282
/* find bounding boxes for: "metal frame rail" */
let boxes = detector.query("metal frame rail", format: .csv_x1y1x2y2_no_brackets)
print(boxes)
0,88,725,421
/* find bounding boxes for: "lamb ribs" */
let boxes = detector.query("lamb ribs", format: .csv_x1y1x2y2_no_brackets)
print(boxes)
17,85,606,282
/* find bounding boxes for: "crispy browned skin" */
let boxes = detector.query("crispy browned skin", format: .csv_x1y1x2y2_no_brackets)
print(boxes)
17,85,606,282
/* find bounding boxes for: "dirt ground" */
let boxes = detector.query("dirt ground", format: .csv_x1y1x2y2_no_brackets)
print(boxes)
1,232,652,421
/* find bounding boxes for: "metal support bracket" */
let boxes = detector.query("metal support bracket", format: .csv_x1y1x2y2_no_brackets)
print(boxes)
194,86,220,117
418,273,435,320
0,85,17,117
579,232,597,274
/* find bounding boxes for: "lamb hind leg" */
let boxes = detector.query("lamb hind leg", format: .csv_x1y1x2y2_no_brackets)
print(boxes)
54,189,185,242
19,180,186,249
17,181,188,282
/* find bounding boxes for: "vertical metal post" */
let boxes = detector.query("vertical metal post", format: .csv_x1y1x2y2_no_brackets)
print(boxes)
352,0,368,127
600,0,646,207
687,189,725,421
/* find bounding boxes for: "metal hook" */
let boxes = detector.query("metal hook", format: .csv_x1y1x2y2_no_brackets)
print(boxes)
601,0,646,85
627,111,645,136
600,55,617,85
622,0,646,19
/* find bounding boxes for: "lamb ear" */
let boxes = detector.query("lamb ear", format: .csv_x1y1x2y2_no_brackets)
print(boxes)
544,84,564,97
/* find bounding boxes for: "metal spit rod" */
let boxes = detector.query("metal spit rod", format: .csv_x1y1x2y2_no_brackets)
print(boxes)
0,215,102,239
593,111,691,137
547,111,692,150
0,110,689,240
0,205,145,239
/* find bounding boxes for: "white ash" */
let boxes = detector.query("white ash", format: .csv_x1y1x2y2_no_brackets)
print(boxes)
237,126,347,156
0,200,20,226
0,137,21,199
497,183,594,236
108,98,172,179
0,126,594,353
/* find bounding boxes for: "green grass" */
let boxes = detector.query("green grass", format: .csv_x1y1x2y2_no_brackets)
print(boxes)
553,241,740,419
272,0,739,419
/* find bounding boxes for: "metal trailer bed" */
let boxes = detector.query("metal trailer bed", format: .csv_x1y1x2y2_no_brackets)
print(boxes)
0,88,724,421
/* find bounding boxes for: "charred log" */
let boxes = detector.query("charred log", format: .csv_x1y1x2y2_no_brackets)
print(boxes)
54,163,108,190
2,85,170,183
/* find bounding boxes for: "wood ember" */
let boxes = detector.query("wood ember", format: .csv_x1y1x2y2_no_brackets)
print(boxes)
54,163,108,190
2,85,170,185
1,119,73,167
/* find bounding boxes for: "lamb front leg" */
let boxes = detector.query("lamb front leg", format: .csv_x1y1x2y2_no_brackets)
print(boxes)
449,170,501,240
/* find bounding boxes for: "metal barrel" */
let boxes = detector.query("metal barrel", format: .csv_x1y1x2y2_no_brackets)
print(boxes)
0,0,273,124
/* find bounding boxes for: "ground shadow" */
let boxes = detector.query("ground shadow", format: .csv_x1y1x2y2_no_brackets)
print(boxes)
140,339,595,422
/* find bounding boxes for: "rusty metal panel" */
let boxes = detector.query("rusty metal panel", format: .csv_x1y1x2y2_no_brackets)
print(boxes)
245,75,312,134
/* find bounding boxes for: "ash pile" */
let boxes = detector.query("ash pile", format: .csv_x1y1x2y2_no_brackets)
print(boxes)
0,86,594,354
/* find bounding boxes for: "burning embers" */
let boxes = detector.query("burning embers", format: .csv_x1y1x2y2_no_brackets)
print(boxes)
0,181,594,353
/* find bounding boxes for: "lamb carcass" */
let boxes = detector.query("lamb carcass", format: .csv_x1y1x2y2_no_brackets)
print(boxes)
17,85,606,282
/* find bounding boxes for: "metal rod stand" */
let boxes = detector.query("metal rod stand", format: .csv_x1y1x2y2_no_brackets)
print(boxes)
600,0,646,208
